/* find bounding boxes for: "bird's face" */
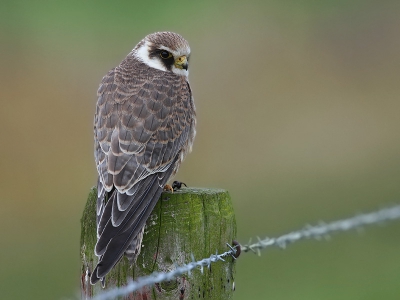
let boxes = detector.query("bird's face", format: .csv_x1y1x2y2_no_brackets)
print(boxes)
133,32,190,77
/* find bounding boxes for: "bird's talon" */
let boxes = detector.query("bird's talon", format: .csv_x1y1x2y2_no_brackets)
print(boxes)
164,184,174,193
172,181,187,191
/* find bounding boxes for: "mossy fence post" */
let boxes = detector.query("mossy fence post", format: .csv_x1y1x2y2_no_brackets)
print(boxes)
80,187,237,300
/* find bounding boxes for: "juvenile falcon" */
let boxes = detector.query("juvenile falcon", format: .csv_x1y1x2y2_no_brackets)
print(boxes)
91,32,196,285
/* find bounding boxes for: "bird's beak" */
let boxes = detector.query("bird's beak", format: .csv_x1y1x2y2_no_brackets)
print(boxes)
174,55,188,70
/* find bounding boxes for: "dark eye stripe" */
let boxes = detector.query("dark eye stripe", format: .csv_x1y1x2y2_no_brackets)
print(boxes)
148,48,175,71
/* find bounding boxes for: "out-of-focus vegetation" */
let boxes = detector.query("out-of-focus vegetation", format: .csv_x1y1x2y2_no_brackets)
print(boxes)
1,1,399,299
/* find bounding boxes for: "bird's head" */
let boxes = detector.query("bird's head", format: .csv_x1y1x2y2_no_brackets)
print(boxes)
133,31,190,77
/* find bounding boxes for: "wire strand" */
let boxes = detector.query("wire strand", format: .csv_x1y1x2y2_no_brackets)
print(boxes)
90,204,400,300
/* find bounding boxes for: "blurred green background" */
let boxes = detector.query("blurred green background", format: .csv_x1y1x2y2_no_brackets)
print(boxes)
1,0,400,299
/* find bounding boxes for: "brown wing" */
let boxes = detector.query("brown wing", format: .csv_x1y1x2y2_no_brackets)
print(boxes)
91,61,194,284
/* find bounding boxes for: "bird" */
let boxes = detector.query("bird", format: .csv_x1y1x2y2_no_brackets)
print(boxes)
91,32,196,285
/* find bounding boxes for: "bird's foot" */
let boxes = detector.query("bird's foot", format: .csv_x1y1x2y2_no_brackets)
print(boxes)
172,181,187,191
163,184,174,193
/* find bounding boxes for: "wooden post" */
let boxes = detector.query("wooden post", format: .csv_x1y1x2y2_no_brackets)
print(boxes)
81,187,237,299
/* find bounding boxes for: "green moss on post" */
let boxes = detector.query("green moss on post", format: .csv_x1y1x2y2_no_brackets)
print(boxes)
80,187,237,299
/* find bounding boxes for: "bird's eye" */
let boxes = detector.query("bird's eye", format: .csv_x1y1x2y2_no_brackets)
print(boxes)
160,51,172,59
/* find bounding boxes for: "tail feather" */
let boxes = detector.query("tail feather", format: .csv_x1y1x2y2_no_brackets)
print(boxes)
91,177,164,283
94,174,159,256
96,178,106,224
90,161,176,285
97,192,114,239
125,226,145,263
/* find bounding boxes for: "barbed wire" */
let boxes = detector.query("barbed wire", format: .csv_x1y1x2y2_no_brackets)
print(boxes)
91,204,400,300
91,247,237,300
241,204,400,254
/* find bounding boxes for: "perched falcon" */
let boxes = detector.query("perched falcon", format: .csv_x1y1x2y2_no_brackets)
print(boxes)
91,32,196,285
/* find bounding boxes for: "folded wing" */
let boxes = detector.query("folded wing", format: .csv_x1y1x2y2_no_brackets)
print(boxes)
91,64,194,284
